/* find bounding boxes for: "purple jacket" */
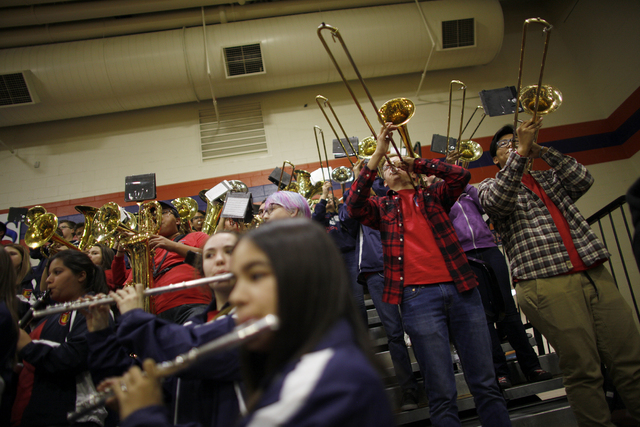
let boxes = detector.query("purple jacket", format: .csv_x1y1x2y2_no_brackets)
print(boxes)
449,185,497,252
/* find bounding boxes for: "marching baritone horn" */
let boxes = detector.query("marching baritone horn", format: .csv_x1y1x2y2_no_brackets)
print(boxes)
92,201,161,312
172,197,198,234
25,212,80,252
75,205,98,251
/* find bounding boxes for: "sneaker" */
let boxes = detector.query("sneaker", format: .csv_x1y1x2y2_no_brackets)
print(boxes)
498,376,512,389
527,368,553,383
400,389,419,411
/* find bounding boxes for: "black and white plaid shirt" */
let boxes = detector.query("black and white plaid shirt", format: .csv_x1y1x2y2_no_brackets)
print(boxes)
478,147,609,281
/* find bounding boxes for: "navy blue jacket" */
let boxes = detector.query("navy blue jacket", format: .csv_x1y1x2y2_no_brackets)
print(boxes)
15,311,107,426
120,319,394,427
89,302,241,426
312,199,358,253
343,178,388,274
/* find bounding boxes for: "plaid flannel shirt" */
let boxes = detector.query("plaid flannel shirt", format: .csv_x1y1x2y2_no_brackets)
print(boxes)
478,148,609,281
346,159,478,305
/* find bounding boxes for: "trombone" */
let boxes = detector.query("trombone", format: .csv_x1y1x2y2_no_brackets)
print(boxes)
317,23,420,189
313,125,335,201
457,106,486,168
278,160,297,192
315,95,358,168
512,17,562,168
445,81,484,168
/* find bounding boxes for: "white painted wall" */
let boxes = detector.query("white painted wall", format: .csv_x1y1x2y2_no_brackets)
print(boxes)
1,0,639,211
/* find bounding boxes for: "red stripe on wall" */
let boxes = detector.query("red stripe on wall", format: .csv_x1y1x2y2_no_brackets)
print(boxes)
2,87,639,216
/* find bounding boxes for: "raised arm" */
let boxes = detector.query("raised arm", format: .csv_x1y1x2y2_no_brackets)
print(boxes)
539,148,593,201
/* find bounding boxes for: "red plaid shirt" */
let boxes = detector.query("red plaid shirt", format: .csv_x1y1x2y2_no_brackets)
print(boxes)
346,159,478,304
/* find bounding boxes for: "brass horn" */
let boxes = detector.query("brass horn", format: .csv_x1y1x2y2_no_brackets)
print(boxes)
75,205,98,251
172,197,198,234
25,206,47,226
315,95,358,167
313,125,335,201
446,80,467,159
317,23,416,188
278,161,297,192
25,213,80,252
445,81,485,169
331,167,354,194
513,17,562,172
378,97,416,157
92,202,137,244
199,190,223,236
456,106,486,168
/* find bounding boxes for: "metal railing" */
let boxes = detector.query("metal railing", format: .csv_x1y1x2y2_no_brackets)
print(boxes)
586,196,640,323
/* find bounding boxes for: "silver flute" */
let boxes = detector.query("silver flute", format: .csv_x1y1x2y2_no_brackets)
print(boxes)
68,314,279,423
32,273,234,319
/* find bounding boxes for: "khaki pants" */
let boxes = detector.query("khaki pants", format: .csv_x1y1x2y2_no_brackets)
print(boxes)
517,265,640,427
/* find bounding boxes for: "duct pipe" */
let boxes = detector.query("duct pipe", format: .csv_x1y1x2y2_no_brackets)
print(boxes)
1,0,80,6
0,0,244,28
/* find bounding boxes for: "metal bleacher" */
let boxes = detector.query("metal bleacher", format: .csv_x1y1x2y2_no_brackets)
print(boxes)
365,296,573,426
365,196,640,426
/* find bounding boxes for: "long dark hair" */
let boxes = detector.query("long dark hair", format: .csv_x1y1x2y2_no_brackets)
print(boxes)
238,219,377,396
47,250,109,296
0,246,19,330
92,244,115,271
7,243,31,285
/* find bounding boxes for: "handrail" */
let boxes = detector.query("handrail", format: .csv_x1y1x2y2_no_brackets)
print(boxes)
586,195,626,225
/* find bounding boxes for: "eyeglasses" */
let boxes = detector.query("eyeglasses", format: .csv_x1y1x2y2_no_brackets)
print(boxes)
59,225,71,229
382,163,400,172
266,204,283,215
495,138,513,149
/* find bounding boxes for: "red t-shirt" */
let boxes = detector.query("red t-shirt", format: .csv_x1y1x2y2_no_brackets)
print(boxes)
125,232,212,314
522,174,589,273
398,190,453,286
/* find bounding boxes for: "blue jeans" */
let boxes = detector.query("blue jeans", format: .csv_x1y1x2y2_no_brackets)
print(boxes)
401,283,511,426
366,272,418,392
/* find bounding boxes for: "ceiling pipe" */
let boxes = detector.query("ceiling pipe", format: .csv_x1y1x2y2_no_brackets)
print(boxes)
0,0,244,28
0,0,80,7
0,0,414,48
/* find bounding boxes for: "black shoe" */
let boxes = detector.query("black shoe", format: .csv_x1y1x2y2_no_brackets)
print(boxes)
527,368,553,382
498,376,512,389
400,389,418,411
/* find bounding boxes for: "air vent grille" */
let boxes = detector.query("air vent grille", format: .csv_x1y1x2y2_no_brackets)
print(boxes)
223,43,265,78
200,102,268,161
442,18,475,49
0,73,34,106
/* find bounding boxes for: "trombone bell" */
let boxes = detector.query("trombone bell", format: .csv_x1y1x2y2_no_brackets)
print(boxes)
519,84,562,115
457,140,483,168
358,136,376,159
378,98,415,127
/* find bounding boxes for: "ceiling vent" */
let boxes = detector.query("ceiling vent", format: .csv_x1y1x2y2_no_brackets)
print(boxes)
223,43,266,78
441,18,475,49
0,71,39,108
200,101,268,161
